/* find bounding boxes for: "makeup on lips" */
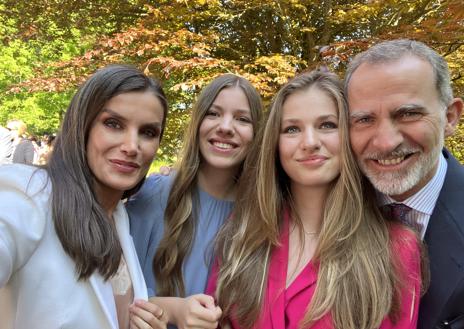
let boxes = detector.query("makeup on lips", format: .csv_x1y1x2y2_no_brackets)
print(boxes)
297,154,329,166
109,159,141,174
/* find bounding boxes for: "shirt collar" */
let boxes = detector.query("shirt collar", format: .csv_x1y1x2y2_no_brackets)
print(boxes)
377,152,447,215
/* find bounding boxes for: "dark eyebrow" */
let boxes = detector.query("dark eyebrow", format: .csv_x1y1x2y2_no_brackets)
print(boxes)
101,108,162,128
349,111,371,120
395,104,426,112
210,104,223,111
101,108,126,120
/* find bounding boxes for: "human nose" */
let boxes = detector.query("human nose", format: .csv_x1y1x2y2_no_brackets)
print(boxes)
120,130,139,156
301,128,321,151
371,120,404,152
217,115,234,136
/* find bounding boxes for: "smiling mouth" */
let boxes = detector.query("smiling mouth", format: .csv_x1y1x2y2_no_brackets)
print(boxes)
375,153,414,166
212,141,235,149
110,159,140,168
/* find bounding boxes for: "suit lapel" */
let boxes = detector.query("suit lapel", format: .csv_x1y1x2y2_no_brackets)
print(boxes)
419,151,464,328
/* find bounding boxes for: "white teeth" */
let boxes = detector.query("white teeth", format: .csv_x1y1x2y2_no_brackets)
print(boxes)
213,142,234,149
377,156,405,165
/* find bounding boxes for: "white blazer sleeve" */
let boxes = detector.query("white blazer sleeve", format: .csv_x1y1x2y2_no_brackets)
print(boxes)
0,165,48,286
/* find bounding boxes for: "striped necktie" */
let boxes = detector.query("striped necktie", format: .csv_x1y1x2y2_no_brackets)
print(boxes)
383,203,423,233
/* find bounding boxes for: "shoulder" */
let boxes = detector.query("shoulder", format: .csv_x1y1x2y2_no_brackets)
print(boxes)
126,173,173,230
0,164,49,195
438,150,464,228
0,165,50,285
443,149,464,179
128,173,174,204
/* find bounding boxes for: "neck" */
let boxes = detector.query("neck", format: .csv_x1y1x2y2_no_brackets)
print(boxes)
197,162,239,200
93,184,122,219
290,183,331,234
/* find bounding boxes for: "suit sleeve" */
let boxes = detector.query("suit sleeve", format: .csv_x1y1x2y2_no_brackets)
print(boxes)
0,166,47,287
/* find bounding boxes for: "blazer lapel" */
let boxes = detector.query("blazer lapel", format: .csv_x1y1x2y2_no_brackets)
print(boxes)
114,202,148,301
267,211,290,329
89,273,118,329
87,202,149,329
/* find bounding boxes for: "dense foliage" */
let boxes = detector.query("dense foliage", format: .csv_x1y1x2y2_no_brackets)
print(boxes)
1,0,463,162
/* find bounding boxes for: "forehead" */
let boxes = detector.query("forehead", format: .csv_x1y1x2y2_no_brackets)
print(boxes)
102,91,164,121
213,86,250,110
347,55,439,112
282,87,337,117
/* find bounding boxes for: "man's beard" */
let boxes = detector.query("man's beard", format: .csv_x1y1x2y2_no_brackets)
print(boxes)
359,141,443,196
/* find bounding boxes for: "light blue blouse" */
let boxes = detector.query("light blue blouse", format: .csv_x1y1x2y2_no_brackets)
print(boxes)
126,174,234,297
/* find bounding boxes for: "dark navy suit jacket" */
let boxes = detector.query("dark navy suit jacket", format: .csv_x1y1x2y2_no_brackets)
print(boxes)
418,149,464,329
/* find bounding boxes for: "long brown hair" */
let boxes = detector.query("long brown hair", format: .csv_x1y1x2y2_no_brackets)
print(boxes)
47,64,168,280
153,74,263,297
214,70,424,329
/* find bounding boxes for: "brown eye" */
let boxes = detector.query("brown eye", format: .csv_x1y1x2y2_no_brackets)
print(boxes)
206,110,220,117
237,116,252,123
400,111,422,121
142,127,160,139
104,118,122,129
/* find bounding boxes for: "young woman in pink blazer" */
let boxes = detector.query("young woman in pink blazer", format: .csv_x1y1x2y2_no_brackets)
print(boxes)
207,70,427,329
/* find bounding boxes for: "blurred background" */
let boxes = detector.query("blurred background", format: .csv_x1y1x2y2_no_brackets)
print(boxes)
0,0,463,169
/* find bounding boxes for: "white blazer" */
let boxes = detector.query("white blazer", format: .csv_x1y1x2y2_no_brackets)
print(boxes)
0,164,148,329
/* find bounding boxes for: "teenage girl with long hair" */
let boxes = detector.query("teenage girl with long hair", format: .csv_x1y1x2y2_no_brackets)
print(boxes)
127,73,263,329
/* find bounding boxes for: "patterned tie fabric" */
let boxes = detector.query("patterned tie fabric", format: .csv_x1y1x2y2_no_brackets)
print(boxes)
382,203,423,233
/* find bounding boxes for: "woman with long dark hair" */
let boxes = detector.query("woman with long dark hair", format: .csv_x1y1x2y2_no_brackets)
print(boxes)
0,65,169,329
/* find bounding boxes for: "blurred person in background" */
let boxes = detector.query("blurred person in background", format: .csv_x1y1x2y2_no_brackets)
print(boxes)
7,119,34,165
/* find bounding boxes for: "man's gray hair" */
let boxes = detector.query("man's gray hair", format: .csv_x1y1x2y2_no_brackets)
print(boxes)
344,39,453,106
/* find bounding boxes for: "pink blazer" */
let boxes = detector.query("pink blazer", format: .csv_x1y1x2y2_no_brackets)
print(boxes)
207,210,421,329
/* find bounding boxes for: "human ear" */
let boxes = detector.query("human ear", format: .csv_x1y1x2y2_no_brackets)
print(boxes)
444,97,463,137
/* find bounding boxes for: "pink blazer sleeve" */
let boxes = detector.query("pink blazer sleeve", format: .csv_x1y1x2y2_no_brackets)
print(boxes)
205,258,219,297
380,223,422,329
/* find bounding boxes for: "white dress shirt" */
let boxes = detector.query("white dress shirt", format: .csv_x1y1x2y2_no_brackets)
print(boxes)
378,153,447,240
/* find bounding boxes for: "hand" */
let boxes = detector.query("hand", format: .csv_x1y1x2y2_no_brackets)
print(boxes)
173,294,222,329
130,299,167,329
158,166,172,176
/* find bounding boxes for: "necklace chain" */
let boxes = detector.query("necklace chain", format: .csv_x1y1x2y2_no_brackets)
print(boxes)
302,228,319,235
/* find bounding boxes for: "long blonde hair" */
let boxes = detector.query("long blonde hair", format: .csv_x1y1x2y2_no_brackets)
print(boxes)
214,70,416,329
153,74,263,296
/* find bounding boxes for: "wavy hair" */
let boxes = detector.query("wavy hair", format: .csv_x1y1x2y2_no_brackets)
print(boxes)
214,70,423,329
153,74,263,297
47,64,168,280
